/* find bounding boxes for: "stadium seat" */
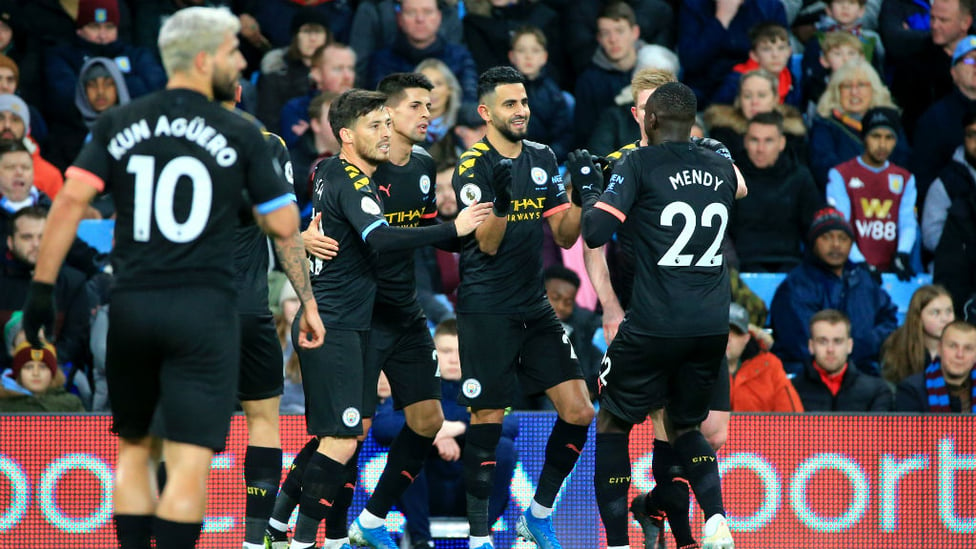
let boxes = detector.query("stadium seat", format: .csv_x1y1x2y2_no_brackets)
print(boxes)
739,272,786,311
76,219,115,253
881,273,932,325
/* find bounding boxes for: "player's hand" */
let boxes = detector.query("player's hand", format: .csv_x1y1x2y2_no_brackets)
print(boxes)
490,158,513,215
454,202,493,236
567,149,603,207
890,252,915,282
434,437,462,461
602,300,625,345
302,213,339,260
22,282,55,349
690,136,733,162
296,304,326,349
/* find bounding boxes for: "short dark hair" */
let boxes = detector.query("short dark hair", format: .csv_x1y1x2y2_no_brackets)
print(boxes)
0,138,30,157
809,309,851,336
749,21,790,48
434,318,458,338
544,265,581,289
598,1,637,27
647,81,697,126
327,89,388,143
748,110,785,134
308,90,341,123
377,72,434,106
511,25,547,49
477,65,525,102
9,206,47,236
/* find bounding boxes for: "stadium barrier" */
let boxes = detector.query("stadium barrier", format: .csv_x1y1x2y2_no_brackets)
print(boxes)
1,413,973,548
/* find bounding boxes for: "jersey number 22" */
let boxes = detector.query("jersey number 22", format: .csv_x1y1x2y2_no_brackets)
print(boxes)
658,201,728,267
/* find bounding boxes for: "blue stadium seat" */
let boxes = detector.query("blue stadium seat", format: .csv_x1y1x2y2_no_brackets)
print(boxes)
76,219,115,253
882,273,932,325
739,271,931,326
739,272,786,311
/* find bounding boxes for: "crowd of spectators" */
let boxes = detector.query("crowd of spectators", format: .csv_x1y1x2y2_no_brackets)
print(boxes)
1,0,975,423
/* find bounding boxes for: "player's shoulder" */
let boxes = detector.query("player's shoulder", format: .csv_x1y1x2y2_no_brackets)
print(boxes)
607,141,640,163
522,139,551,153
522,139,557,162
410,144,433,160
325,158,373,193
457,139,493,178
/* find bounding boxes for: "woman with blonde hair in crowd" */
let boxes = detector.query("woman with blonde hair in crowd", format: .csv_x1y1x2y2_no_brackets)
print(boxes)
416,58,462,148
704,68,807,166
808,58,910,188
881,285,955,384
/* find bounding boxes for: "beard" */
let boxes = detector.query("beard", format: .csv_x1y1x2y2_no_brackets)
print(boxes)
356,141,389,165
493,118,527,143
212,70,238,103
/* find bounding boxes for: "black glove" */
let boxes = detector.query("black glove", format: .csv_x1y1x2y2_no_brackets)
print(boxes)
890,252,915,282
861,262,883,286
567,149,603,207
490,158,513,215
690,136,733,162
22,281,55,348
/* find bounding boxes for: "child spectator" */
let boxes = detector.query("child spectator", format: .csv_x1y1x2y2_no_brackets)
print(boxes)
711,21,800,107
0,342,84,412
802,30,867,116
804,0,885,80
826,107,917,278
881,284,955,384
508,26,572,162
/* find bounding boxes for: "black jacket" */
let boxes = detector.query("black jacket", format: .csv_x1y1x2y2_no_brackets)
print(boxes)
791,361,894,412
895,371,967,413
588,103,639,158
731,149,822,272
934,187,976,316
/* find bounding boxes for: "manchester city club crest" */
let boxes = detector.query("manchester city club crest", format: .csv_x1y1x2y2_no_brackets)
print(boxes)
342,407,361,427
462,378,482,398
419,175,431,194
531,166,548,186
460,182,482,206
888,174,904,194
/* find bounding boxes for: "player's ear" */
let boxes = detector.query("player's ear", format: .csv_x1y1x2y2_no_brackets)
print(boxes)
477,103,491,124
193,49,211,76
339,126,354,145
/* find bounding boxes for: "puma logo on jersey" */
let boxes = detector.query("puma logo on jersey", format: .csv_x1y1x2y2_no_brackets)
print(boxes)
378,184,391,196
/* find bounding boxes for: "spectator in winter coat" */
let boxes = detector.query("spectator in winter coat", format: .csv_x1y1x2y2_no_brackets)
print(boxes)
791,309,894,411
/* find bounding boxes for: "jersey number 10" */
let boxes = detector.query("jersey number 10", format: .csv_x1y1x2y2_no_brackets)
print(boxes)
658,201,728,268
127,154,213,243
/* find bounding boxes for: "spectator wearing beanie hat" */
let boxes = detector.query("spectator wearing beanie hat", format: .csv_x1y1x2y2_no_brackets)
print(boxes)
0,341,84,412
0,54,47,145
0,93,63,199
770,206,899,375
826,106,918,280
42,0,164,171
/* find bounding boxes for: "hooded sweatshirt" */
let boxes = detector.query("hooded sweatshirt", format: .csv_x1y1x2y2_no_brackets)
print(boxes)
74,57,131,129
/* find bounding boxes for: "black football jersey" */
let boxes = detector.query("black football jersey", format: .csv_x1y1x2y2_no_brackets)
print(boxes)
234,131,295,314
452,138,569,313
308,156,389,330
70,89,292,293
598,141,738,337
372,145,438,324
